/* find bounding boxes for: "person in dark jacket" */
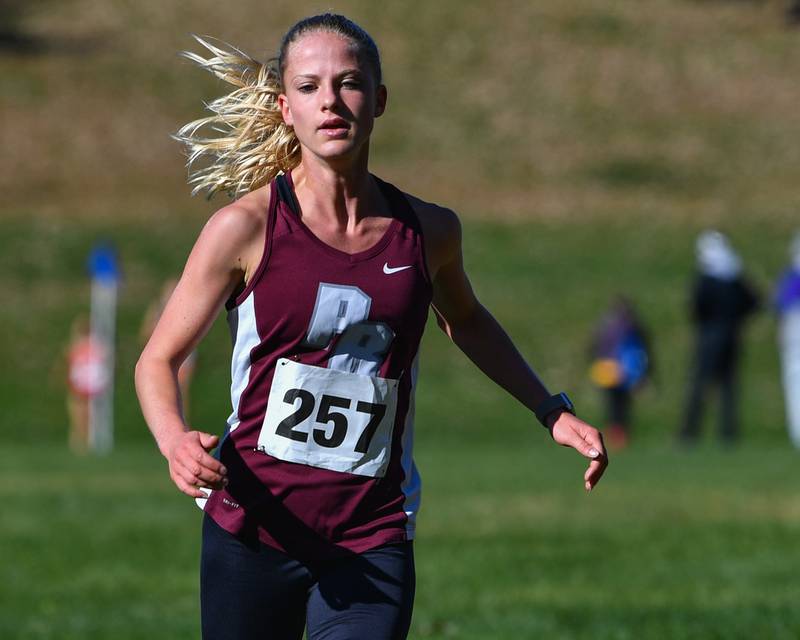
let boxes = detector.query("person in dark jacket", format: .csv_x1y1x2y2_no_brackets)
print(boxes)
679,230,759,446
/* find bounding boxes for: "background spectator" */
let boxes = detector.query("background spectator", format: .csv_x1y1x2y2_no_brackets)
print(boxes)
679,230,760,446
774,232,800,449
589,296,651,449
66,315,109,453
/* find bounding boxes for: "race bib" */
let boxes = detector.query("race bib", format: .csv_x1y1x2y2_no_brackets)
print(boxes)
258,358,398,478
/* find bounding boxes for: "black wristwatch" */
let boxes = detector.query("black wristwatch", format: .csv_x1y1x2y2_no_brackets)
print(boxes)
534,392,575,428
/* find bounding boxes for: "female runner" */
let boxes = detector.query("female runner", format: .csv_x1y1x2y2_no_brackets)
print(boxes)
135,13,608,640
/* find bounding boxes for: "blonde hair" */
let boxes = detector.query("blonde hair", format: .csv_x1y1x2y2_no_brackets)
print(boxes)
175,15,382,199
174,36,300,199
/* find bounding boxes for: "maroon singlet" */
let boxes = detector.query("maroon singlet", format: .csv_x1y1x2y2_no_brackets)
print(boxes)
202,171,433,560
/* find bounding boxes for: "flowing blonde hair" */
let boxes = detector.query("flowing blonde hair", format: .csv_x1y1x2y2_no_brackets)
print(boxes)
174,36,300,199
175,15,382,199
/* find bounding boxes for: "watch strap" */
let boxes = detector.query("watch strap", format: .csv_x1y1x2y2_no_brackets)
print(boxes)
534,392,575,428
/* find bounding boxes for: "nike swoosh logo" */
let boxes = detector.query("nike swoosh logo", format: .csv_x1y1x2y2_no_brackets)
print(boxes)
383,262,413,275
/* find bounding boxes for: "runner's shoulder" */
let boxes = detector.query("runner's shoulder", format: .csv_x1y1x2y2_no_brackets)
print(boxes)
402,192,462,268
188,186,271,275
200,186,270,251
208,186,269,234
403,193,460,232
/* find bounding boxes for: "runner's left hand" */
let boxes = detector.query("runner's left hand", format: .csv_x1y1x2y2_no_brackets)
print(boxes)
547,412,608,491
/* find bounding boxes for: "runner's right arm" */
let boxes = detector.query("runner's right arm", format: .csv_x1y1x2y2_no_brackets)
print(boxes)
135,195,266,498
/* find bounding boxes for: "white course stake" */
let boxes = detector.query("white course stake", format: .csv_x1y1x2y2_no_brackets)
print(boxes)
88,244,119,454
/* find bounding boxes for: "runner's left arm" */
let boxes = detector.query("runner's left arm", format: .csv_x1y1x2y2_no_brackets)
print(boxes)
427,208,608,491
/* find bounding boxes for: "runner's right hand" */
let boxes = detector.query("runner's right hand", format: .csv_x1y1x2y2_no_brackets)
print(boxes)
165,431,228,498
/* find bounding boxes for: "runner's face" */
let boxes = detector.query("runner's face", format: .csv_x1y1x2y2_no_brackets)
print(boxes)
279,31,386,164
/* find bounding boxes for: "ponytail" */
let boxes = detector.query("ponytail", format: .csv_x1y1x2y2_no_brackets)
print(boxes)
174,36,300,199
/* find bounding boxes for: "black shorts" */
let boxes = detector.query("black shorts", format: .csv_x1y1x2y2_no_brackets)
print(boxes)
200,515,415,640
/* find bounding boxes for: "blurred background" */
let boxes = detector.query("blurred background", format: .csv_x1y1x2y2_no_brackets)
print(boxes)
2,0,799,638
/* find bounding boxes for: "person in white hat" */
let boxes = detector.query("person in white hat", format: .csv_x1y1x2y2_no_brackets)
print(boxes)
679,231,760,445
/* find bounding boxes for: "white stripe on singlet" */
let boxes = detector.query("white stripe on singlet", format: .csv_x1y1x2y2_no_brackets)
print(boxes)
225,292,260,434
196,292,260,511
400,354,422,539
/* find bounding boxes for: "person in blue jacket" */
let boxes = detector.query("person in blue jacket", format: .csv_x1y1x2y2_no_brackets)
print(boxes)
589,296,651,449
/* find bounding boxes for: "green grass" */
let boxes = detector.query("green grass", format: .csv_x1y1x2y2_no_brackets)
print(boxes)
3,440,799,639
0,214,790,447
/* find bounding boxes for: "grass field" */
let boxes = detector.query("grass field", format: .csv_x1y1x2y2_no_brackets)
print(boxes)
3,441,800,639
3,0,800,638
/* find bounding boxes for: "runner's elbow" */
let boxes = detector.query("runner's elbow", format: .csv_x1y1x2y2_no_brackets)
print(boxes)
435,300,482,341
